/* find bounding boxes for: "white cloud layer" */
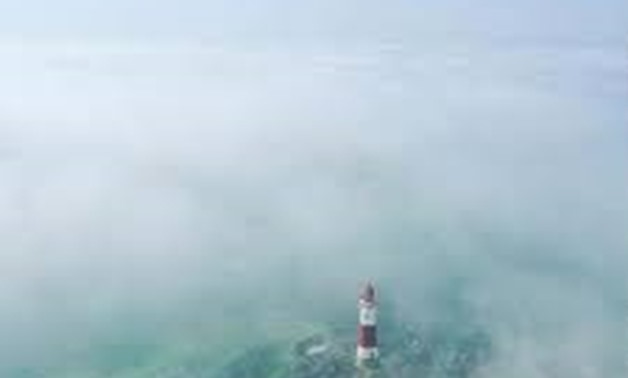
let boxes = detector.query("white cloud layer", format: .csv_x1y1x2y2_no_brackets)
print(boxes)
0,3,626,375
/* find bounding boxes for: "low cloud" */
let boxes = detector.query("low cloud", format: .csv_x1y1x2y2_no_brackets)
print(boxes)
0,39,626,376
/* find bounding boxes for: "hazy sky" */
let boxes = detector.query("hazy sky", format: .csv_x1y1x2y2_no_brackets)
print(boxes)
0,1,626,377
0,0,627,44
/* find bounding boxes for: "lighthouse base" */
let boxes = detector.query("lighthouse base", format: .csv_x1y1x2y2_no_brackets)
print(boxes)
356,346,379,367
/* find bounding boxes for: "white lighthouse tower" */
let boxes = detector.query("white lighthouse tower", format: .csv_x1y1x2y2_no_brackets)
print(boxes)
356,282,379,366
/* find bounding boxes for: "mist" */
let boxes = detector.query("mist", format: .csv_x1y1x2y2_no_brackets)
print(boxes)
1,2,627,376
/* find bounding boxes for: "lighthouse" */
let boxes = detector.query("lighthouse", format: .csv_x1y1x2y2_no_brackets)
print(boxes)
356,282,379,366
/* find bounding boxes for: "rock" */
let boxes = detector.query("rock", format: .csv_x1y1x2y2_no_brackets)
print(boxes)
215,324,492,378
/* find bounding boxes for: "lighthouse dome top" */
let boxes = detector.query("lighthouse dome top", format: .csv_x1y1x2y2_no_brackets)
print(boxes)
360,282,375,303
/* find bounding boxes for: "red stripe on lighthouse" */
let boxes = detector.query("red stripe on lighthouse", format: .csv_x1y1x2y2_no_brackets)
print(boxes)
358,325,377,347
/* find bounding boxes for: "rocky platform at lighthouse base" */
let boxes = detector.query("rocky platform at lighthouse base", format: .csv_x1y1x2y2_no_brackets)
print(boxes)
214,324,492,378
